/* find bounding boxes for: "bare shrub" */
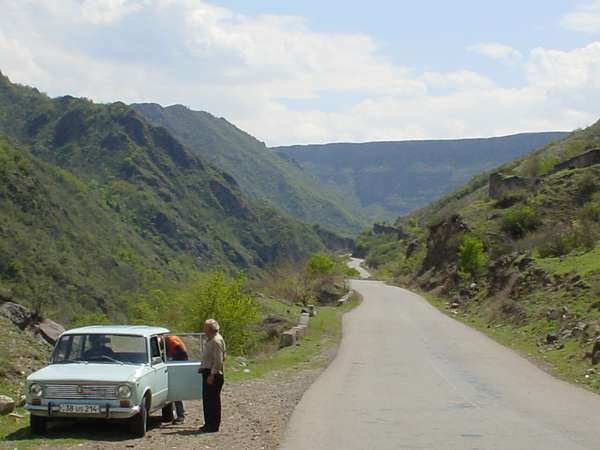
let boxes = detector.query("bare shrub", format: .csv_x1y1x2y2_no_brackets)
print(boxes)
537,220,600,258
256,262,312,305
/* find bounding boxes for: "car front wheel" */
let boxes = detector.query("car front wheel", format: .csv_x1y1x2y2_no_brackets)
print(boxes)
30,415,47,435
129,399,148,438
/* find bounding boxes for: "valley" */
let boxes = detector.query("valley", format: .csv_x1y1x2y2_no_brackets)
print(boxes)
275,133,567,221
1,50,600,450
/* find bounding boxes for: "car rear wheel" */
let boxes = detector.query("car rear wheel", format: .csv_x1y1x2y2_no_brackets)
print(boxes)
30,415,47,435
130,397,149,438
161,403,174,422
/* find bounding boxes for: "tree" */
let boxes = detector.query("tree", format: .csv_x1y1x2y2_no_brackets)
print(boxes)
457,235,488,280
181,273,257,355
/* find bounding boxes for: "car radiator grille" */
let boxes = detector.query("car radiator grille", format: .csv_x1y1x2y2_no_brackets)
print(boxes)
42,384,118,400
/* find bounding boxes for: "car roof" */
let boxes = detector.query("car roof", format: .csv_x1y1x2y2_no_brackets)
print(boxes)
63,325,170,337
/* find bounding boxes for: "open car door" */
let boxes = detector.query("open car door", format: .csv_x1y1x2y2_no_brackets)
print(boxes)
165,333,205,402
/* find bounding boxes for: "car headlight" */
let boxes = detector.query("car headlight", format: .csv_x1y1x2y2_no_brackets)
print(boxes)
117,384,132,399
30,383,43,397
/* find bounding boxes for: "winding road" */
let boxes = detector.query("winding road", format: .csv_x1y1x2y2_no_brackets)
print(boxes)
281,259,600,450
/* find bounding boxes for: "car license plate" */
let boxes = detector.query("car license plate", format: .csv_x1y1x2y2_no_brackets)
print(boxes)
58,404,101,414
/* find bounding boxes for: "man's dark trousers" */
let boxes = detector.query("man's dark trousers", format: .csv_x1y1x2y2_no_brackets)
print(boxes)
201,369,224,431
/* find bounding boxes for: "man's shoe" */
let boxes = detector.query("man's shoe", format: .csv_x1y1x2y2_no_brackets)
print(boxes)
198,426,218,433
172,417,184,425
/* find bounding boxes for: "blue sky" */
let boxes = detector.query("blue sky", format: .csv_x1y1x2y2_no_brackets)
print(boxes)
251,1,597,90
213,1,585,70
2,0,600,144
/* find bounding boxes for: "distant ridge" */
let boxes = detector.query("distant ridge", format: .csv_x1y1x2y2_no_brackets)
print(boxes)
274,132,569,220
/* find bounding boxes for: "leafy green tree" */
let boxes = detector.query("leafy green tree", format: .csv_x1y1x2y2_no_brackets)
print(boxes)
128,272,258,354
180,273,257,355
457,235,488,280
306,253,337,279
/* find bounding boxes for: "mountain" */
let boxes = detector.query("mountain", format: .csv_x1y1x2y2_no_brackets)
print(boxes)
0,73,329,323
356,120,600,392
131,103,366,235
274,133,569,221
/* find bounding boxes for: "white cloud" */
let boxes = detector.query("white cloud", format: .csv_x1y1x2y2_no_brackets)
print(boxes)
80,0,149,24
0,0,597,145
467,43,523,65
562,0,600,33
5,0,147,26
527,42,600,89
421,70,496,92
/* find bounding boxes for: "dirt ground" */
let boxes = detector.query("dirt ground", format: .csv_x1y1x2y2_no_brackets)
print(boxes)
27,367,322,450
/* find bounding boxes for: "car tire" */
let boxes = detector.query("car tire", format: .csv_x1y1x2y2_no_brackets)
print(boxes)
30,415,47,435
130,397,148,438
161,403,174,422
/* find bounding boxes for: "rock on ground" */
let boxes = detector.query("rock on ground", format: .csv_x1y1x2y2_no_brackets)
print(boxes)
0,395,15,415
0,302,32,329
35,319,65,345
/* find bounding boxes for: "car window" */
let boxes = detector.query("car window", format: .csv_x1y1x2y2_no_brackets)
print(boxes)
52,334,148,364
150,336,162,360
53,335,73,361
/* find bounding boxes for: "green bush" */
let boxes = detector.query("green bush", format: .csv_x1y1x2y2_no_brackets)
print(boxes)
576,172,597,204
457,235,488,279
539,155,559,175
580,201,600,222
519,152,559,177
426,215,447,230
501,205,541,238
494,190,526,209
562,139,587,160
520,155,541,177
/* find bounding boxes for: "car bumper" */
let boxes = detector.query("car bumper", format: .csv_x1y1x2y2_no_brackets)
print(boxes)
26,403,140,419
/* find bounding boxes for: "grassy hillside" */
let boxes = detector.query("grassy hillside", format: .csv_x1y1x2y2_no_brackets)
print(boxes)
0,73,330,324
131,103,366,235
275,133,568,221
358,121,600,392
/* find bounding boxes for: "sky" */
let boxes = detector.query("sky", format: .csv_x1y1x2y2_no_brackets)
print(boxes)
1,0,600,145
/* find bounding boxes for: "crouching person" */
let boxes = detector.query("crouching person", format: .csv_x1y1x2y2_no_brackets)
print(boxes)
198,319,226,433
165,335,189,424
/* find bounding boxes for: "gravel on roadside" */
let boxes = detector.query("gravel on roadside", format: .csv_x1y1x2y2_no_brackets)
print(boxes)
45,367,323,450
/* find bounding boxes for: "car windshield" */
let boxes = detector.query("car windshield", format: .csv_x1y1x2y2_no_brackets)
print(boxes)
52,334,147,365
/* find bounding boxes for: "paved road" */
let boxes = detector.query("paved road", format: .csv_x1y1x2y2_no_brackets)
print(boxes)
347,257,371,279
281,278,600,450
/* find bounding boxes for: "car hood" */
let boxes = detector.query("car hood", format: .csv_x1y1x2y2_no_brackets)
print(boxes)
28,363,148,383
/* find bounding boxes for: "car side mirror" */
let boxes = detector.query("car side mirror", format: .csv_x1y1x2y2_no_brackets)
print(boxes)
151,356,163,366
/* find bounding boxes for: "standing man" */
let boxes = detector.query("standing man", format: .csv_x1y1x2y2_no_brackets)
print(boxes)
198,319,226,433
165,335,189,424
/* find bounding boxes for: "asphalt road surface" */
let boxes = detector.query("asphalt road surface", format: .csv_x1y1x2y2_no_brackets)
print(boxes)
280,276,600,450
347,257,371,279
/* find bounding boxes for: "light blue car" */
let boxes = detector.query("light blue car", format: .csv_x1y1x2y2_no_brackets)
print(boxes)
25,325,203,437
